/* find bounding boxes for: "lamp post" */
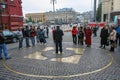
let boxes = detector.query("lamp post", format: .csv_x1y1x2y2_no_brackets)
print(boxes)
0,1,6,30
93,0,97,22
50,0,56,25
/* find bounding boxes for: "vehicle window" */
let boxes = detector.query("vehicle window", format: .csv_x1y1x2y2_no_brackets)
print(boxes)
3,31,13,36
9,32,13,35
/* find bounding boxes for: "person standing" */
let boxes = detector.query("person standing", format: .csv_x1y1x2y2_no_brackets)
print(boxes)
71,26,78,45
85,26,92,47
116,25,120,46
93,26,97,37
17,28,23,49
24,26,30,47
30,26,36,46
109,27,117,52
54,26,64,54
0,31,11,60
78,26,84,45
78,30,84,45
99,26,109,48
46,27,49,38
52,27,55,43
38,29,46,45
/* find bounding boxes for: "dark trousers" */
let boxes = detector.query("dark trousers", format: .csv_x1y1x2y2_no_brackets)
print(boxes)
110,40,115,51
72,35,77,44
25,37,30,47
116,33,120,46
55,41,62,53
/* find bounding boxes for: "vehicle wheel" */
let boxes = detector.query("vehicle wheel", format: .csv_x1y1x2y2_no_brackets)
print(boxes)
13,38,17,43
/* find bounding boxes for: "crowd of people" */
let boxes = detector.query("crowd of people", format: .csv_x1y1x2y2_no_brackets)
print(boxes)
71,26,92,47
71,24,120,52
0,24,120,60
17,25,49,49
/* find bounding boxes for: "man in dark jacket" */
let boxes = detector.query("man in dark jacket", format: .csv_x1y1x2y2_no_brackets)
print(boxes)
99,26,109,48
54,26,64,54
0,31,11,60
24,26,30,47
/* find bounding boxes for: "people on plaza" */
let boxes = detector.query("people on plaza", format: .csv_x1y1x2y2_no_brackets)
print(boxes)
92,26,98,37
109,27,117,52
0,30,11,60
37,28,46,45
46,27,49,38
71,26,78,45
21,27,25,38
30,26,36,47
78,27,84,45
17,28,23,49
43,27,47,38
36,27,40,43
115,25,120,46
52,27,56,43
24,26,31,47
99,26,109,49
85,26,92,47
54,26,64,54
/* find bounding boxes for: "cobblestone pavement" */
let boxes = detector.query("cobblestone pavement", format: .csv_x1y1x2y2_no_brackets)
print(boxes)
0,28,120,80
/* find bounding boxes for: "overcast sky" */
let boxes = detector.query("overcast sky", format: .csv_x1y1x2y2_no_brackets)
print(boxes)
22,0,98,16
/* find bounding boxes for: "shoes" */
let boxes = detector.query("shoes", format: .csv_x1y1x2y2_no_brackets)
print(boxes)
86,45,90,47
5,57,11,60
102,46,105,49
0,58,3,60
99,46,102,48
19,47,22,50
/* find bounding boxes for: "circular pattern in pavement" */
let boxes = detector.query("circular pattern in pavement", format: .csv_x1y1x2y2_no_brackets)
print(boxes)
2,44,114,78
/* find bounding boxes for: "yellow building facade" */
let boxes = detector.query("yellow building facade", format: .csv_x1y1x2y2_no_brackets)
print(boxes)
25,13,46,23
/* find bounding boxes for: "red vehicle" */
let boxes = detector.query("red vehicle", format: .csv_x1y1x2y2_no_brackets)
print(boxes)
88,22,106,27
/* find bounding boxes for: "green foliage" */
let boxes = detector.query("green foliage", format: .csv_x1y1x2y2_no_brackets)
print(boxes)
96,3,102,22
28,16,33,23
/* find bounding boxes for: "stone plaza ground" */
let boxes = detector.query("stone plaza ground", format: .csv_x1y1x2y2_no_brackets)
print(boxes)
0,28,120,80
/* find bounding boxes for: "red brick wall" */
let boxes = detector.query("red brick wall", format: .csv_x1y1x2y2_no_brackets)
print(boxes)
2,0,23,31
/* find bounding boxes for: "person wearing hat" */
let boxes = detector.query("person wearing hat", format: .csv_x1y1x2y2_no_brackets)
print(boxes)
54,26,64,54
0,30,11,60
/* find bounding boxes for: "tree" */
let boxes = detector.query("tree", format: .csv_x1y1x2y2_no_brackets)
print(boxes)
96,3,102,22
28,16,33,23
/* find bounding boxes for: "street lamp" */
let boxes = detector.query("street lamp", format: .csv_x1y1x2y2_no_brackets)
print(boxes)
50,0,57,24
50,0,56,13
0,1,6,30
93,0,97,22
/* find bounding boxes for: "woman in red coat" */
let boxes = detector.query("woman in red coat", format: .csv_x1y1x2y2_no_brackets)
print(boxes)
85,26,92,47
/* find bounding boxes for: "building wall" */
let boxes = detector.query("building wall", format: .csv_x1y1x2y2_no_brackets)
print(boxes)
1,0,23,31
113,0,120,12
25,13,46,23
25,11,77,25
101,0,120,22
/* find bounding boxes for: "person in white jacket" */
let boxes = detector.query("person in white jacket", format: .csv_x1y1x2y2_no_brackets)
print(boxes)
109,27,116,52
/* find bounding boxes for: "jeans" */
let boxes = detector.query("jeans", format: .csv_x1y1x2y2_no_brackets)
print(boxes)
25,37,30,47
19,38,23,48
72,35,77,44
0,43,9,59
30,37,35,46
